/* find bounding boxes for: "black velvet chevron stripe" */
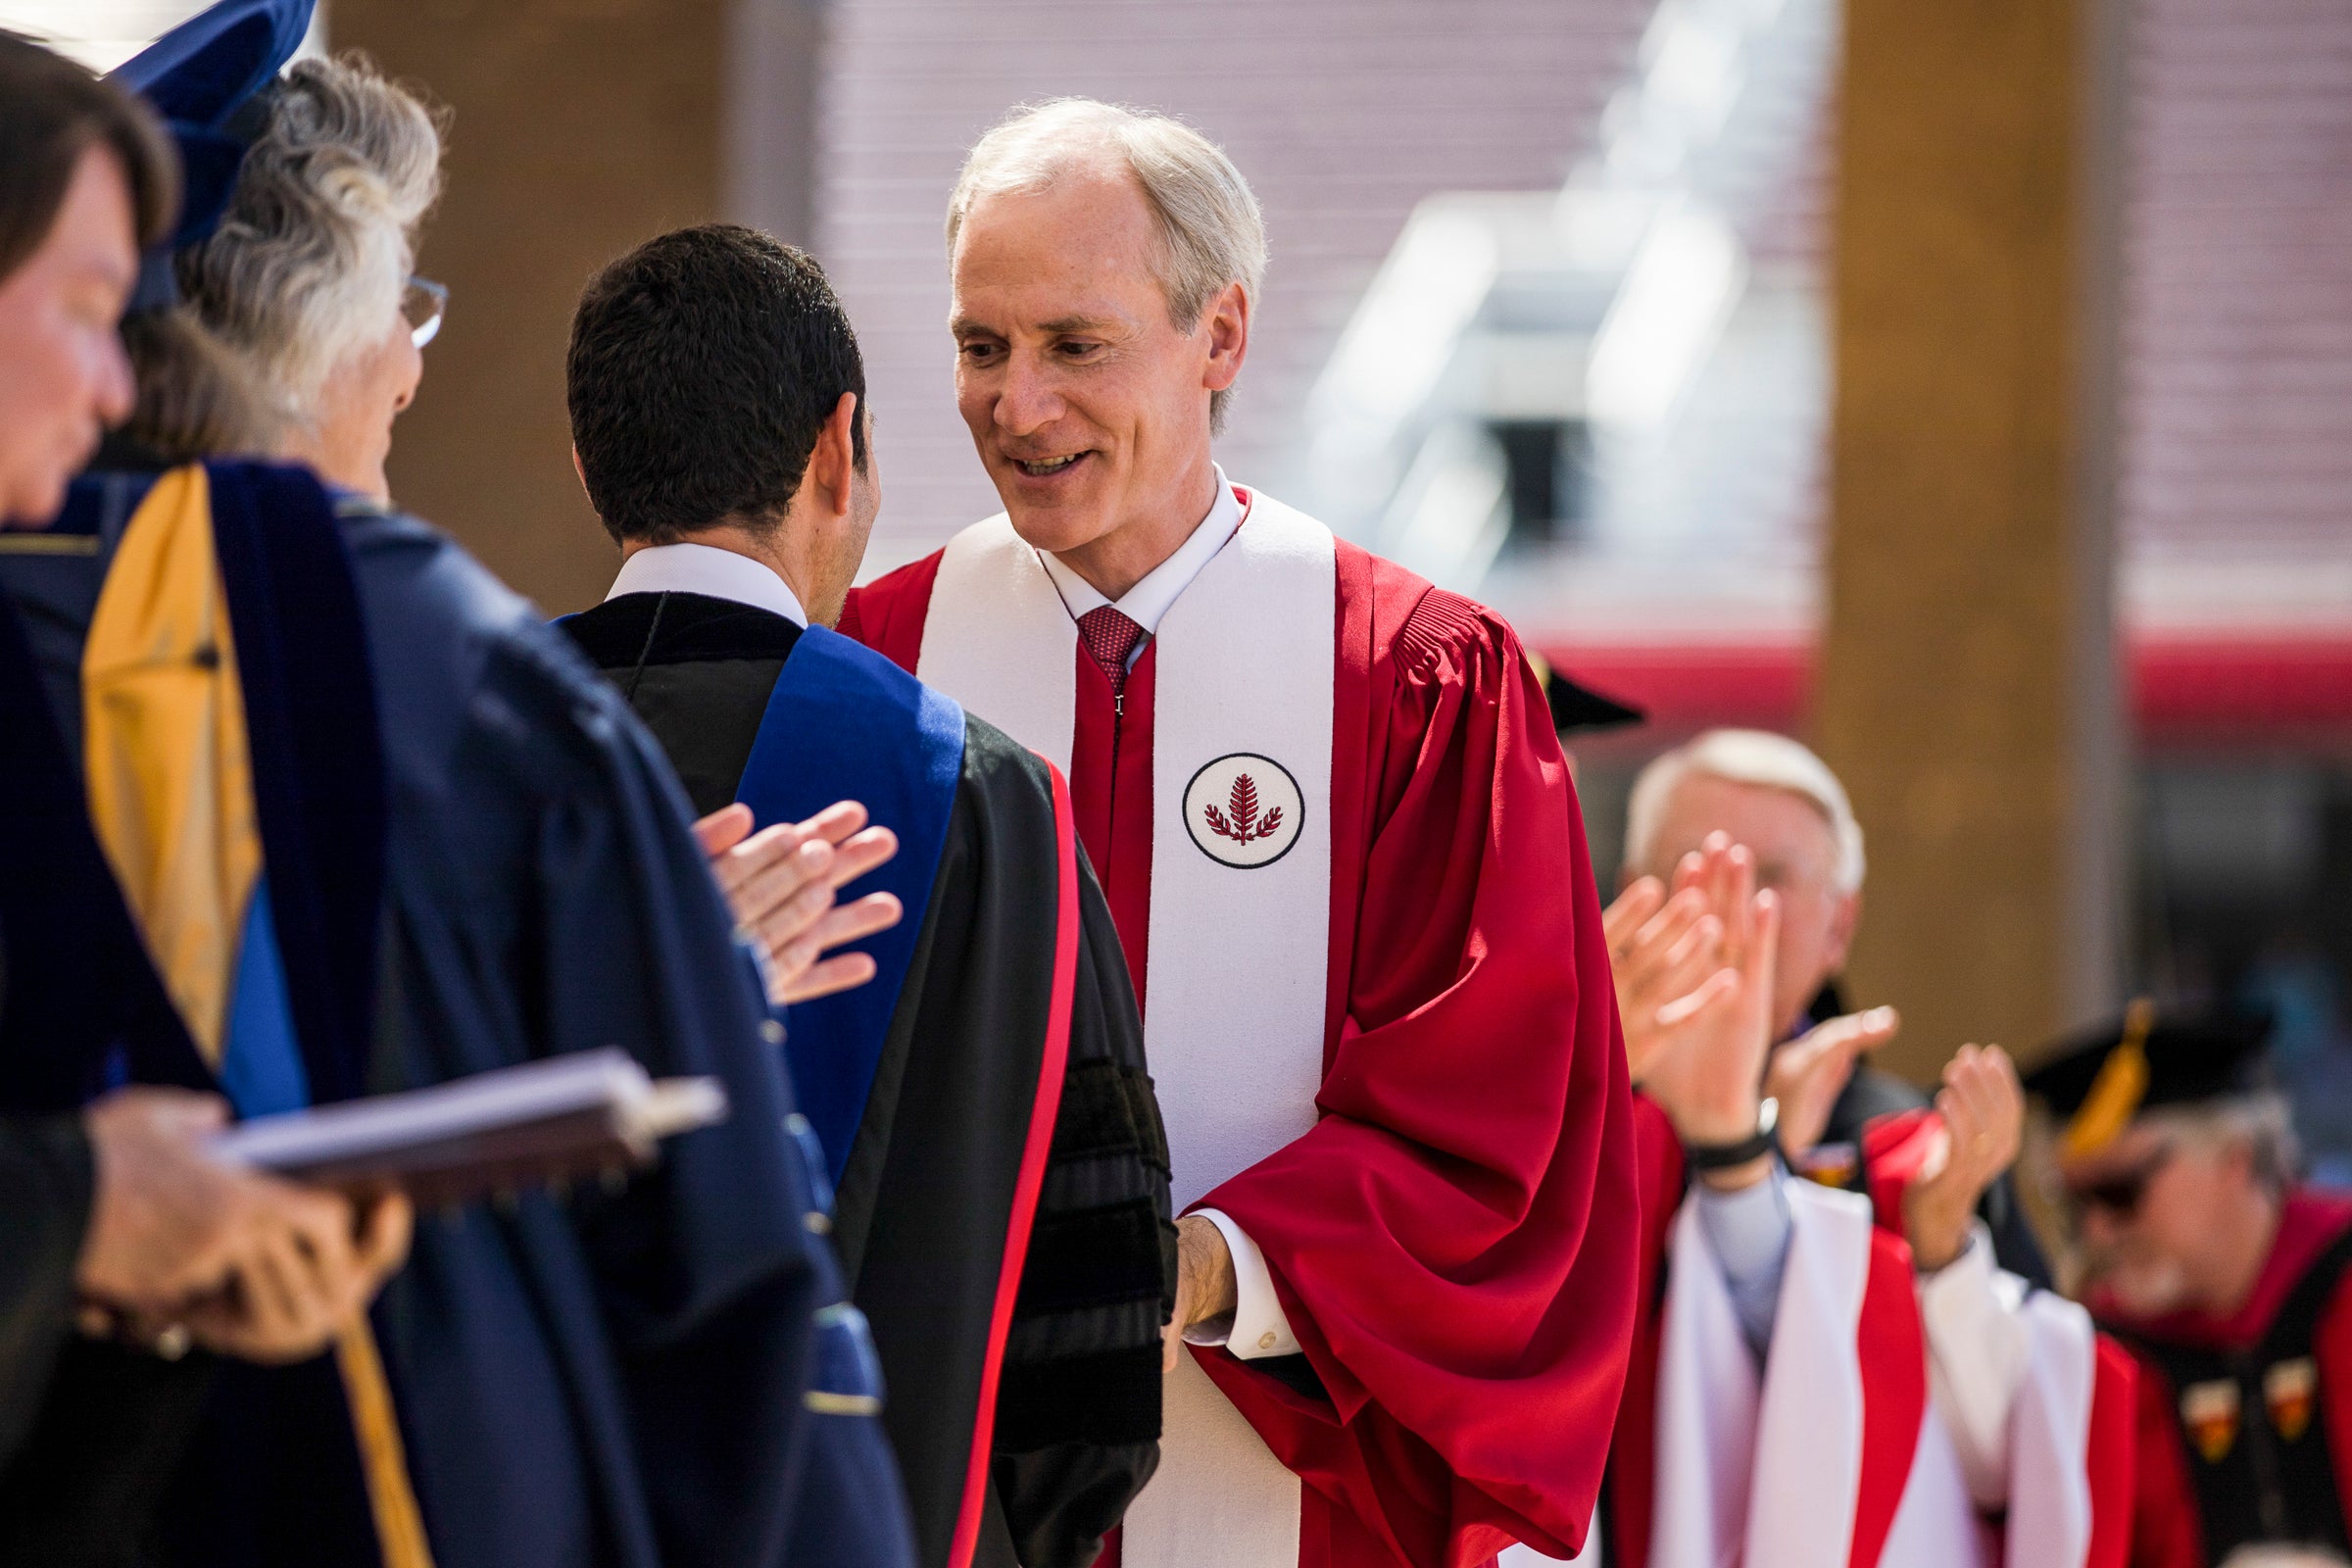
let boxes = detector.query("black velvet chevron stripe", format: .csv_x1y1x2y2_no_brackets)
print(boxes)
992,1345,1164,1451
1013,1199,1168,1318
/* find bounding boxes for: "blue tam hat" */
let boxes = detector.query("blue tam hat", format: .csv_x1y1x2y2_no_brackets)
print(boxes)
108,0,316,301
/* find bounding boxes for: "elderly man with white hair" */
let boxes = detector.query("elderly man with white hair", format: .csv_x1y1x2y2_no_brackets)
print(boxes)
846,99,1641,1568
1613,727,2048,1283
1582,728,2140,1568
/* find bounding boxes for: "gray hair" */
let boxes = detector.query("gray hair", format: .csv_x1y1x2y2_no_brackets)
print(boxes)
1625,728,1868,894
178,54,442,420
946,98,1266,432
2142,1092,2302,1192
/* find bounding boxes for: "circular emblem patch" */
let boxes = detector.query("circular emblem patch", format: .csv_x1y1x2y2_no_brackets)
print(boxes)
1183,753,1304,869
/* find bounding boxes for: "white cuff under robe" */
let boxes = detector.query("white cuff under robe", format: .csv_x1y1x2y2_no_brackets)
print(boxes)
1188,1208,1301,1359
1917,1225,2033,1509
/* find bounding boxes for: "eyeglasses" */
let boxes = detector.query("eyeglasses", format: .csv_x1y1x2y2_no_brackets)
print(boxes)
402,275,448,349
2065,1143,2177,1218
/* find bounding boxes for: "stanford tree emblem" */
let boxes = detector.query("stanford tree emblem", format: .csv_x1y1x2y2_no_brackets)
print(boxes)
1183,754,1304,868
1201,773,1284,846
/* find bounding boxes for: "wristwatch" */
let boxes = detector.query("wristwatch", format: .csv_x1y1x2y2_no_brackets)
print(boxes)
1683,1098,1780,1171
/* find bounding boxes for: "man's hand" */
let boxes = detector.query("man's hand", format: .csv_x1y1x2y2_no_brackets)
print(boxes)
696,801,904,1004
1162,1213,1238,1373
1767,1006,1902,1158
1602,873,1724,1083
1902,1045,2025,1273
1633,835,1782,1192
76,1088,413,1362
176,1191,412,1364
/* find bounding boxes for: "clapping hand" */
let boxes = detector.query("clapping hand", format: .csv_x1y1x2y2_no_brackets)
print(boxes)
697,801,904,1004
1767,1005,1902,1158
1902,1045,2025,1272
1603,867,1725,1083
1630,834,1782,1187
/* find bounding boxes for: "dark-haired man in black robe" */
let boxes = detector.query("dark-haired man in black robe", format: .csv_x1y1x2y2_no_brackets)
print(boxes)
560,223,1175,1568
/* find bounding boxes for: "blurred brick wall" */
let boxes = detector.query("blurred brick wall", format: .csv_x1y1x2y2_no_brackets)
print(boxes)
334,0,729,613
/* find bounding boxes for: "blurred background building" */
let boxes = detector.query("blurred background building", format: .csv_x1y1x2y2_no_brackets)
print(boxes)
10,0,2351,1148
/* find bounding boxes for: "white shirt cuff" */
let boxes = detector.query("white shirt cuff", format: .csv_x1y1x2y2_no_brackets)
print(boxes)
1188,1208,1300,1359
1917,1225,2031,1508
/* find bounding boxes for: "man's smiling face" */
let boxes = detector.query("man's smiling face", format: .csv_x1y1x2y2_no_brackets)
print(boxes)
949,157,1229,560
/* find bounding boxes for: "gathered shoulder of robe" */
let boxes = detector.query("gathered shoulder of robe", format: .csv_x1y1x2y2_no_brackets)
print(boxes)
564,588,1176,1568
0,466,912,1568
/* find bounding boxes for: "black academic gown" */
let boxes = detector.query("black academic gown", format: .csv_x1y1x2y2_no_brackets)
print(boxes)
564,588,1175,1568
0,1113,100,1458
0,466,912,1568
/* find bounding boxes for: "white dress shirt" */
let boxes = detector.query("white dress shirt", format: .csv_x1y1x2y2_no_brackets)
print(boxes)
607,540,808,627
1037,466,1245,652
1695,1167,1796,1362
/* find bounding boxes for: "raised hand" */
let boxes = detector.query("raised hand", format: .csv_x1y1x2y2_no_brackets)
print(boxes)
1603,873,1725,1082
1633,834,1782,1179
1768,1005,1902,1158
1902,1044,2025,1272
696,800,905,1004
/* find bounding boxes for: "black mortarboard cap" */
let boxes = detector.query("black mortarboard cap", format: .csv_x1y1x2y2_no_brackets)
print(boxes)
108,0,314,292
2025,1001,2275,1157
1529,652,1645,737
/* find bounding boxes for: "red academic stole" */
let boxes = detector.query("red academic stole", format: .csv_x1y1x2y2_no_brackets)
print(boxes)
909,491,1337,1566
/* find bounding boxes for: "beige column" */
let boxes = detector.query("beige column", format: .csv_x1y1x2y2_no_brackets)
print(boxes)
329,0,823,612
1815,0,2129,1079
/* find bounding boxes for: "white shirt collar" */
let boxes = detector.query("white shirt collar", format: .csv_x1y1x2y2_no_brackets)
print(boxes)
1037,466,1245,636
606,541,808,628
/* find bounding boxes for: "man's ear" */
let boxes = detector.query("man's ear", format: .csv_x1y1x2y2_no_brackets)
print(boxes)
807,392,859,521
1200,281,1250,395
570,444,589,497
1824,888,1862,972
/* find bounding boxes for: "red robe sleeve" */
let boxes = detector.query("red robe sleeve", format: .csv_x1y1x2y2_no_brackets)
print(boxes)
1194,567,1642,1568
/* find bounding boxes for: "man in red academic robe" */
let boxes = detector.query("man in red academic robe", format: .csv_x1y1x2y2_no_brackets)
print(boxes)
842,98,1640,1568
2028,1007,2352,1567
1565,838,2136,1568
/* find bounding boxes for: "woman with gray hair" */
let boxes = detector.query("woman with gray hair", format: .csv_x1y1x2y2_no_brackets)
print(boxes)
7,23,916,1568
175,52,443,497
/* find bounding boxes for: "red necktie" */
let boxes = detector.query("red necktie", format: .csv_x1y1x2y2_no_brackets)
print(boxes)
1077,606,1146,699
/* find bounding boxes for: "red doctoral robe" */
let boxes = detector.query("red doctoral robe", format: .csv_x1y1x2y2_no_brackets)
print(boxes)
2094,1188,2352,1568
844,515,1640,1568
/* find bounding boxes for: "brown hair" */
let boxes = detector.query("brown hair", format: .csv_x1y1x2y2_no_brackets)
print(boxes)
0,31,178,284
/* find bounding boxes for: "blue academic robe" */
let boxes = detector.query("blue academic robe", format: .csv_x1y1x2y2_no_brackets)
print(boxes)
0,463,913,1568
